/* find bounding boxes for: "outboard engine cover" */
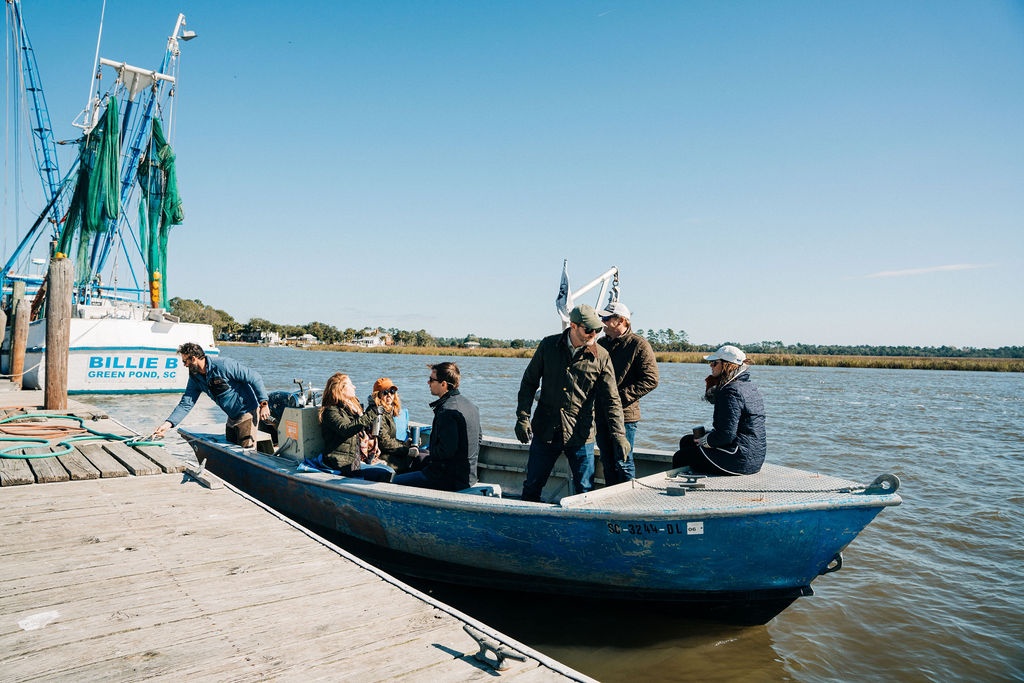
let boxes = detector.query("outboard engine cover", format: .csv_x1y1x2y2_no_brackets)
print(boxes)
267,391,294,424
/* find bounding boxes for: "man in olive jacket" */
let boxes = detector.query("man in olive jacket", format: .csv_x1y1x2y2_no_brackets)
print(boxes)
596,301,659,484
515,304,630,502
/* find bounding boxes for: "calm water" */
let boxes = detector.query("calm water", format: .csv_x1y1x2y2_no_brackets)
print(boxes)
89,346,1024,682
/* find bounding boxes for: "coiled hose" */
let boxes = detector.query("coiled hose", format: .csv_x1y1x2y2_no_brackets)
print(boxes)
0,413,165,459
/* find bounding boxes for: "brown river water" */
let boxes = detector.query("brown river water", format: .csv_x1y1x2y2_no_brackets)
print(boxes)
89,346,1024,682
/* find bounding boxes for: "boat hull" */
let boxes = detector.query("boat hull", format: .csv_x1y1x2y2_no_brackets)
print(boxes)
23,316,217,393
181,428,900,623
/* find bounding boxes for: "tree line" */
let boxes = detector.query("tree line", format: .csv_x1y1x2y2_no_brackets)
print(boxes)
169,298,1022,358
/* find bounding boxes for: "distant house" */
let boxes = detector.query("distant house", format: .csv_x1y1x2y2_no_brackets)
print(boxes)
462,340,481,349
221,330,281,345
254,330,281,345
284,333,319,346
346,328,393,347
349,334,386,347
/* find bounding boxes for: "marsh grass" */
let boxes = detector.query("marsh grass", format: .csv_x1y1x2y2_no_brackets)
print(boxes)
655,352,1023,372
311,344,536,359
240,343,1021,371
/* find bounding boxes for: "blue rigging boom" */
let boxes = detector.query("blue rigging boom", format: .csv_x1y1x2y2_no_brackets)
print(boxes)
2,0,70,295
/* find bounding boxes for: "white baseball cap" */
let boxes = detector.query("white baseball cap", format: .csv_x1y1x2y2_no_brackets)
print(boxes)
703,345,747,364
598,301,632,320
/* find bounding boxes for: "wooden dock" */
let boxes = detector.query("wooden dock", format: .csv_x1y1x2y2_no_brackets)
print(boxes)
0,472,592,681
0,390,180,488
0,388,593,681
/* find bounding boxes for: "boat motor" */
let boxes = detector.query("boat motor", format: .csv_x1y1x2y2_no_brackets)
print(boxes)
267,378,320,423
274,405,324,462
269,379,324,461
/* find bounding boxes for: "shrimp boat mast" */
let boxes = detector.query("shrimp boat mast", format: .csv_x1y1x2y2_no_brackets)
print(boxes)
2,2,216,393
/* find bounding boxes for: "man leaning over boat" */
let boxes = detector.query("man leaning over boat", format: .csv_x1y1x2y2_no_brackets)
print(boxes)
153,343,271,448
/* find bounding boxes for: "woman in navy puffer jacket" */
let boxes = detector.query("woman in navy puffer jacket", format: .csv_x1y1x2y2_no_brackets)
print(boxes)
673,345,766,475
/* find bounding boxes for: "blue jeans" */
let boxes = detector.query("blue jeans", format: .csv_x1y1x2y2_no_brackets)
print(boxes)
522,439,595,502
595,421,638,486
392,470,432,488
348,463,394,482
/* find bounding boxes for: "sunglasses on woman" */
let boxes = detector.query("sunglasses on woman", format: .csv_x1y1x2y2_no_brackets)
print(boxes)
379,386,399,395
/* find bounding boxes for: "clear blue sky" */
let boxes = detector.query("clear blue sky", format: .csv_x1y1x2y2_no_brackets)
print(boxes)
7,1,1024,348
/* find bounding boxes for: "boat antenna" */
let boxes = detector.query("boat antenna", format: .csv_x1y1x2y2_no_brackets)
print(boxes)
81,0,107,133
164,14,197,139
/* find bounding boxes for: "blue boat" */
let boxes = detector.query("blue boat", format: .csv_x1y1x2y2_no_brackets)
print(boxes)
179,421,900,625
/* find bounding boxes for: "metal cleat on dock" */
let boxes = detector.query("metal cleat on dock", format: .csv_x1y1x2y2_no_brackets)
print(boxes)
462,624,527,671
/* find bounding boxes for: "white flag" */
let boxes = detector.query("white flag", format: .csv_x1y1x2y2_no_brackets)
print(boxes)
555,259,571,323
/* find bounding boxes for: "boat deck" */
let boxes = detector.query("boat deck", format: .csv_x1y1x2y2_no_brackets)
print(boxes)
0,471,591,681
559,464,892,514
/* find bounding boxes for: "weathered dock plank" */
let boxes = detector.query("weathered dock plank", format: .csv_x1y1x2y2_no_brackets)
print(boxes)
102,441,163,476
134,444,187,473
0,457,34,486
75,442,129,477
26,448,70,484
0,389,44,411
57,450,101,480
0,475,591,683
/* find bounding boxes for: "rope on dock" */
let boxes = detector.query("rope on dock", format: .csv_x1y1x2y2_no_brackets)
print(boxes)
0,413,165,459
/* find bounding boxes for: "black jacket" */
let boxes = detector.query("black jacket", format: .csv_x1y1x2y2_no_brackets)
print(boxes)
421,389,481,491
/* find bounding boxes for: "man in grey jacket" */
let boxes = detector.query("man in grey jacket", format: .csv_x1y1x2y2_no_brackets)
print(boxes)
596,301,659,484
515,304,630,502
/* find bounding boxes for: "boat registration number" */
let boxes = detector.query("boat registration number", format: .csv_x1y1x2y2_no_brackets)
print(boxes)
607,521,703,536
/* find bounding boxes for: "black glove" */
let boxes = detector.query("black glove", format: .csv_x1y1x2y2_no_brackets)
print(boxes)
514,416,533,444
615,434,631,462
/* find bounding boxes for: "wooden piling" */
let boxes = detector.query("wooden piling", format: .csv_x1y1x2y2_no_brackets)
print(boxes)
44,257,73,410
10,298,30,388
4,280,25,379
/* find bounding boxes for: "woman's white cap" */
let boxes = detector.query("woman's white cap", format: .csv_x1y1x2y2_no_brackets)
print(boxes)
703,345,747,364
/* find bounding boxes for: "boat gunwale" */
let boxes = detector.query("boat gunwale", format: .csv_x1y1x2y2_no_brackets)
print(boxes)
179,426,902,520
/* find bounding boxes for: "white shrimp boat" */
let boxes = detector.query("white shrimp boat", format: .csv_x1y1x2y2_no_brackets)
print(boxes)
2,2,216,393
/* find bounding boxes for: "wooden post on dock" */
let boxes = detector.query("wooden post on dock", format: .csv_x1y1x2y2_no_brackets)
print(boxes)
10,281,29,388
44,257,73,410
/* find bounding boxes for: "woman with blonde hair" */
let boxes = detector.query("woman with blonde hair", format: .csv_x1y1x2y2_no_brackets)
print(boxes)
319,372,392,481
367,378,420,473
672,345,766,476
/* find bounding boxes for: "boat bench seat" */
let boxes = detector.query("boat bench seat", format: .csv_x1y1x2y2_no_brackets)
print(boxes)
459,483,502,498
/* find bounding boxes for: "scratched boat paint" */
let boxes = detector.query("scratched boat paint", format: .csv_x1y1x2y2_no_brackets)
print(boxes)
177,427,900,624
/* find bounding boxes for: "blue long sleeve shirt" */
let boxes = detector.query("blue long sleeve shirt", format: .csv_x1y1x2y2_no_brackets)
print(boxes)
166,356,268,426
